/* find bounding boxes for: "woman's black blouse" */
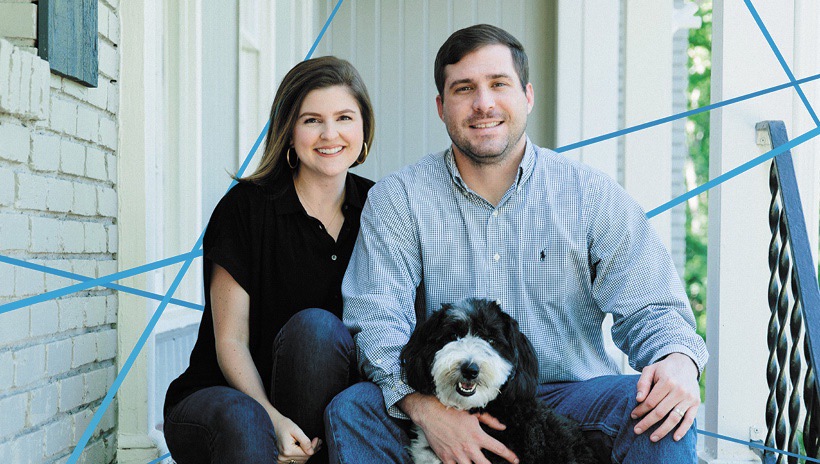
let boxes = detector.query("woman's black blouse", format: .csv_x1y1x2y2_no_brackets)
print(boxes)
165,173,374,414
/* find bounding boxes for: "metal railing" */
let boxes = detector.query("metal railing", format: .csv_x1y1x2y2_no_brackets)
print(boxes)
759,120,820,463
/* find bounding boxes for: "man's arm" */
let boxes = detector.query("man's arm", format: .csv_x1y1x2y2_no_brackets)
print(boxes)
585,173,708,440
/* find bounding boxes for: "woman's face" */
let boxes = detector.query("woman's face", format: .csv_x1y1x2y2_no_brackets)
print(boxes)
291,85,365,181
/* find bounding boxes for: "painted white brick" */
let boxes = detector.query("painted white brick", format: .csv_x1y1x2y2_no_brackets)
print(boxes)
44,416,72,458
96,329,116,361
72,259,96,281
76,105,98,142
98,41,118,79
0,264,14,297
0,39,13,111
14,343,45,387
30,216,60,252
106,80,118,114
60,220,85,254
72,182,97,216
46,337,72,377
29,300,59,337
31,132,60,172
105,294,117,324
83,222,107,253
0,212,29,250
98,116,116,150
80,438,105,464
70,409,92,442
106,224,118,253
49,74,62,90
97,260,116,281
85,147,107,180
59,373,84,412
16,171,47,210
86,84,108,111
0,166,13,206
0,122,30,163
10,429,45,464
0,307,30,345
84,367,107,402
14,266,44,296
7,41,22,114
0,350,12,390
46,177,74,213
84,295,107,327
61,79,87,100
41,259,73,292
72,332,97,368
0,392,27,438
17,50,31,113
60,139,85,176
97,186,116,217
100,397,115,432
0,3,37,40
106,153,116,183
50,98,77,135
108,9,120,45
0,439,10,464
58,298,84,331
28,383,58,427
37,59,50,119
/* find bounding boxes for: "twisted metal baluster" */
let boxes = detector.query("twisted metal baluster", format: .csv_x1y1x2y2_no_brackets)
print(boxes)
766,163,782,455
774,212,792,464
786,269,804,464
805,349,818,458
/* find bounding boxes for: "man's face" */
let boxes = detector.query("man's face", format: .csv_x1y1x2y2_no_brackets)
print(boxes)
436,44,534,166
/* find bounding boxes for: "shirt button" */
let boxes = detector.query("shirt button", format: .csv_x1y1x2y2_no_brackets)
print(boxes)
495,299,502,306
492,210,498,217
331,254,337,261
319,225,324,230
375,359,382,364
493,253,500,262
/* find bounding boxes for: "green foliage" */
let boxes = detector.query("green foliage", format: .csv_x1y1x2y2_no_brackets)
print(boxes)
685,1,712,399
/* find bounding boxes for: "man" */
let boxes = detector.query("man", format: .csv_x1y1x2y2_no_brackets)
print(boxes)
326,24,707,464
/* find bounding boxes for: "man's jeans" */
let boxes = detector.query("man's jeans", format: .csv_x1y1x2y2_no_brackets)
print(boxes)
164,308,354,464
325,375,697,464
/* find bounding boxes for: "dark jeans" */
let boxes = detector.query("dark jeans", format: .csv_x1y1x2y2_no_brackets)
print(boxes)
325,375,697,464
164,308,354,464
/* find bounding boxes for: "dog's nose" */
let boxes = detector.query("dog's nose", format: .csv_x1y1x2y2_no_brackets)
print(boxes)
461,362,479,380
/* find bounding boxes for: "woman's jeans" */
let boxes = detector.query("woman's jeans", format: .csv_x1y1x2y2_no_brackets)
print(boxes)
324,375,698,464
164,308,354,464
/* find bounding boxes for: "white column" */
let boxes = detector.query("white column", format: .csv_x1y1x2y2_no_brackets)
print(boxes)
622,0,674,249
702,2,801,463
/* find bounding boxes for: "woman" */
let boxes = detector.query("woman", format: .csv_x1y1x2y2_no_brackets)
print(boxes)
163,56,375,464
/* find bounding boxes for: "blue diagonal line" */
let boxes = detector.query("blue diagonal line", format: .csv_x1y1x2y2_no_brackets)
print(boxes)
744,0,820,127
697,429,820,463
0,250,202,316
555,71,820,154
304,0,345,61
68,1,346,461
147,453,171,464
646,125,820,218
0,254,203,311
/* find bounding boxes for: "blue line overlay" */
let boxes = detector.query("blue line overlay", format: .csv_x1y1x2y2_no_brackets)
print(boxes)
555,71,820,154
744,0,820,127
0,255,203,311
697,429,820,463
147,453,171,464
646,125,820,218
0,251,202,316
68,1,347,461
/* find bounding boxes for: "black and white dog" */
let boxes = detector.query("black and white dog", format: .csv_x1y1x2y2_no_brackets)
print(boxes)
400,298,596,464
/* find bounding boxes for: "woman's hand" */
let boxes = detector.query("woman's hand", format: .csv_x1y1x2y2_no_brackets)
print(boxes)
269,410,321,464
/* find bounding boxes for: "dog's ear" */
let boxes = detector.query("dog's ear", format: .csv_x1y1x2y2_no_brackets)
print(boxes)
498,313,539,402
399,304,453,394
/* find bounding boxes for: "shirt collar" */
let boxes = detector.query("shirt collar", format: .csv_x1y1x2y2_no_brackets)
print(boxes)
275,172,366,216
444,136,537,193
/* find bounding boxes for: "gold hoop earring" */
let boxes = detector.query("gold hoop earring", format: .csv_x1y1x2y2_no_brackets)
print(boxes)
286,147,298,169
355,142,369,166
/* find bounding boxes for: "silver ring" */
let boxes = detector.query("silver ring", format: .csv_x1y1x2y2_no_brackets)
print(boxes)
673,407,686,417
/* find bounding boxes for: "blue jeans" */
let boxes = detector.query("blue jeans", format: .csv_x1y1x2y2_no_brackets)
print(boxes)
164,308,354,464
325,375,696,464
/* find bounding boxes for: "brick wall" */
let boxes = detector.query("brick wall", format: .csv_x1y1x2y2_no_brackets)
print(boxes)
0,1,120,463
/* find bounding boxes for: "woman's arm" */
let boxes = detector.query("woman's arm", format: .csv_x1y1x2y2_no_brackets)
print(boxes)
211,263,320,463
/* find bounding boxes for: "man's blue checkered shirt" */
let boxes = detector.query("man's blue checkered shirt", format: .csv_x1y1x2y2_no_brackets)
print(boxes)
342,139,708,419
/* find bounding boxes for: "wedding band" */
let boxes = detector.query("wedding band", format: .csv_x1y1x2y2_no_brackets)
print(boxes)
673,407,686,417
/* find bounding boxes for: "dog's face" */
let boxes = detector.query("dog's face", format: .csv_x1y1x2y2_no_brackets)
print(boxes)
400,298,539,410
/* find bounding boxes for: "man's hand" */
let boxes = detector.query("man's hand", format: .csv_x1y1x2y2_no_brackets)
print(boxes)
631,352,700,442
399,393,519,464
